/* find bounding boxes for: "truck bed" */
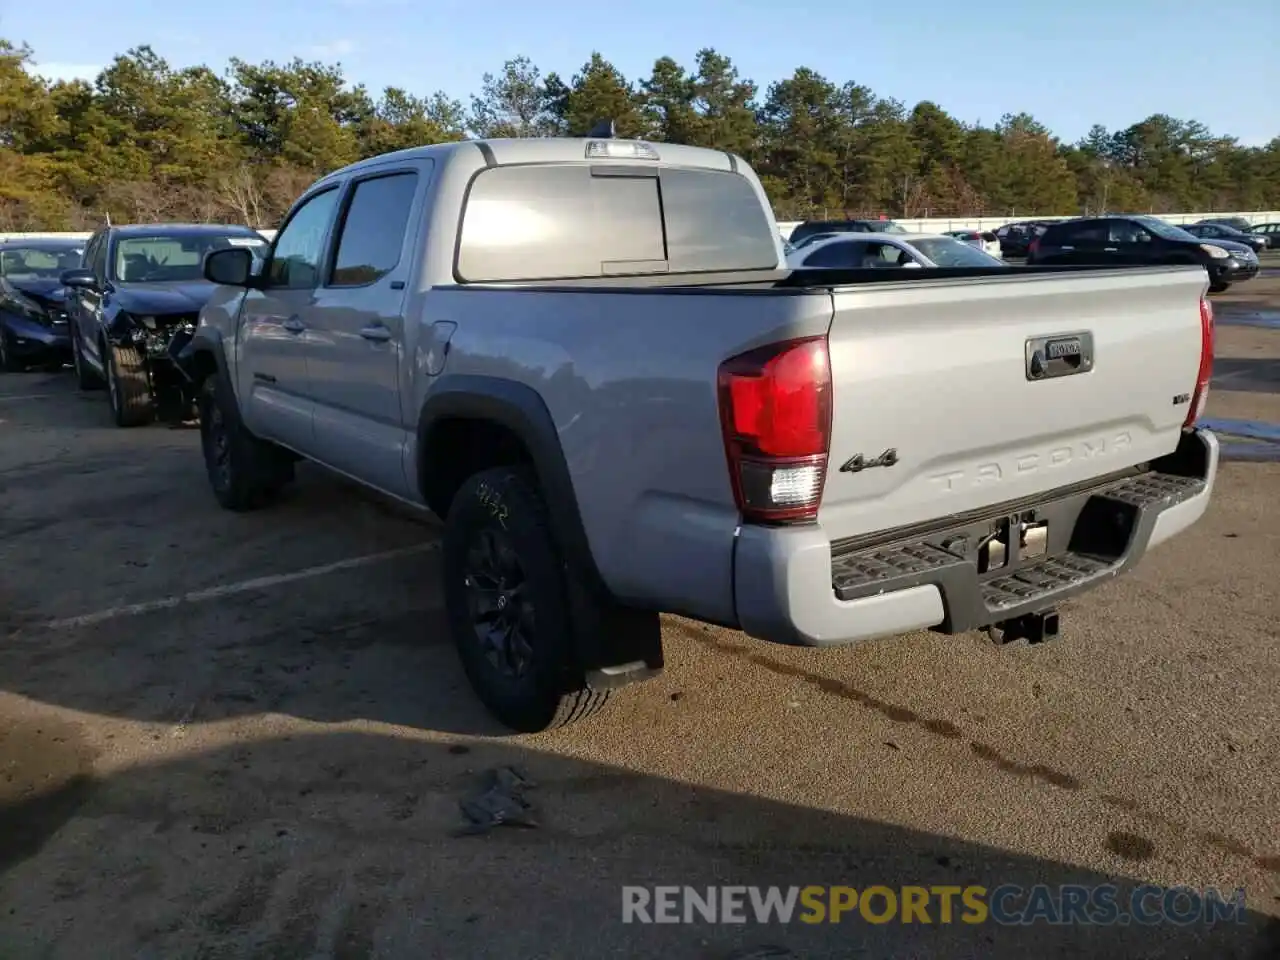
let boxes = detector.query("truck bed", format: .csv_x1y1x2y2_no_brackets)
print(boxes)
429,262,1208,624
440,263,1199,293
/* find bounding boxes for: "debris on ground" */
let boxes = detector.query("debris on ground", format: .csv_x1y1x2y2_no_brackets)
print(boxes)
457,766,538,835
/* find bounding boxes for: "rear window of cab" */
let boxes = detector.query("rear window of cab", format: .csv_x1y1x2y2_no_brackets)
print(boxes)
455,164,779,282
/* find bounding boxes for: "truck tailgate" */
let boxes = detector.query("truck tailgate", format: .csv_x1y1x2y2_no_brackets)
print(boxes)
819,266,1209,542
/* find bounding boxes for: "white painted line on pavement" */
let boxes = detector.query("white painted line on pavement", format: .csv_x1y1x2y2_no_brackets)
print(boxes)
0,394,56,403
44,541,442,630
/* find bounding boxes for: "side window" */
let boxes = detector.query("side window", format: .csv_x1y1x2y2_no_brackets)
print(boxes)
268,188,341,289
803,241,861,268
1062,222,1107,243
90,234,109,278
329,172,420,286
878,244,912,265
78,235,99,276
1108,221,1151,244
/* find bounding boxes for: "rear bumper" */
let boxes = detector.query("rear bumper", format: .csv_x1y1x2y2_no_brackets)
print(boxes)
733,428,1218,647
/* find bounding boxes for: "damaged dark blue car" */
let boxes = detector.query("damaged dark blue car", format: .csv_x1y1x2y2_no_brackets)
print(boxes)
0,238,86,372
62,223,269,426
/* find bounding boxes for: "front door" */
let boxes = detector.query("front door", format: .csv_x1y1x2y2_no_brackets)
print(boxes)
236,186,342,452
1105,219,1158,266
69,231,110,375
305,167,424,499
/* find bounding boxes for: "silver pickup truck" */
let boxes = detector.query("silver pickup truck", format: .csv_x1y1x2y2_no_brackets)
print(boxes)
181,134,1219,732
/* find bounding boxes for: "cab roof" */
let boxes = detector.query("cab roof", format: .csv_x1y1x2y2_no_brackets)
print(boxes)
315,136,743,187
108,223,264,237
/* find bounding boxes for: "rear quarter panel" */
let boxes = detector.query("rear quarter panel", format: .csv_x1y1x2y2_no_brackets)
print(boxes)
420,285,833,622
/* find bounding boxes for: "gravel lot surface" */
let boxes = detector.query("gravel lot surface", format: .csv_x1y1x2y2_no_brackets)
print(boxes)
1,276,1277,959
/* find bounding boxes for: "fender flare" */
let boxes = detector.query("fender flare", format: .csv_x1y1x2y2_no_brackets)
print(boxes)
176,326,229,384
416,375,611,603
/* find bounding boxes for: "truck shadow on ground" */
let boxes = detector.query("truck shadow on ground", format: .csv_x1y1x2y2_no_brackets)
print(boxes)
0,723,1275,960
0,594,513,737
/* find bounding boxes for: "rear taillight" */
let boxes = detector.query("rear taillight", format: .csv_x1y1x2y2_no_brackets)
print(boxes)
1185,296,1215,428
717,336,832,524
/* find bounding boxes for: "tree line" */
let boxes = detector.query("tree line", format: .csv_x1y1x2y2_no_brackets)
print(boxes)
2,39,1278,231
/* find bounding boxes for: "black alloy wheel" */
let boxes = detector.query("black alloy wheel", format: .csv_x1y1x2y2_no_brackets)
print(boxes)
463,526,537,681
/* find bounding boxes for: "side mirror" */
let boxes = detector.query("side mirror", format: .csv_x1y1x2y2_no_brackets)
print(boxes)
901,260,923,269
60,268,97,290
204,247,255,287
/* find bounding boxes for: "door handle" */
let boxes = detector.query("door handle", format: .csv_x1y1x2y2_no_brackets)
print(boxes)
1103,247,1118,252
282,316,306,333
359,325,392,342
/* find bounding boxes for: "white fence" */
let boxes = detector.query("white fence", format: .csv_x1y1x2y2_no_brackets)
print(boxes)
3,210,1278,245
775,211,1280,238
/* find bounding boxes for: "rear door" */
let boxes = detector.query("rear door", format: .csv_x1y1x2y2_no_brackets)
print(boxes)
818,267,1209,540
1057,220,1111,264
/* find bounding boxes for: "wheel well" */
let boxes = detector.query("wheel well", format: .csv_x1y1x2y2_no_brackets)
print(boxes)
419,417,534,519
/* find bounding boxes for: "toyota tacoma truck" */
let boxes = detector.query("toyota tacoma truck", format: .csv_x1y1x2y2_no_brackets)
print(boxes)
179,132,1219,733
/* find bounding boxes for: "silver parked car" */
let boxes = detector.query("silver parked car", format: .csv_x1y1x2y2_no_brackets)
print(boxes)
786,232,1009,269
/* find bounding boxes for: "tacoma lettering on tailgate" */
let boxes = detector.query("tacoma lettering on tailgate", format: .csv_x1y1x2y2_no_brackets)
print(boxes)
927,432,1133,493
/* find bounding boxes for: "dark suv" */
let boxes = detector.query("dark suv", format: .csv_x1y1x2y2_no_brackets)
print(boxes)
788,218,909,246
1026,215,1259,292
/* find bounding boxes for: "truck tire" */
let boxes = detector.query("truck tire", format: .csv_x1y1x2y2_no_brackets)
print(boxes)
72,332,103,390
197,376,295,511
105,342,153,427
443,466,609,732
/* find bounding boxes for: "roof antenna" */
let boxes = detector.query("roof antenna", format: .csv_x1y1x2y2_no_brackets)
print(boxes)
587,118,616,139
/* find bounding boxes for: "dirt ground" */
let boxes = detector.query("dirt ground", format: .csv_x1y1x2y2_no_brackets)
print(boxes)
1,275,1277,959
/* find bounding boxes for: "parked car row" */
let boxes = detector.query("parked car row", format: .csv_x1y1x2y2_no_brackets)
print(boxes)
0,226,270,422
784,214,1280,262
1026,215,1260,292
1,134,1223,736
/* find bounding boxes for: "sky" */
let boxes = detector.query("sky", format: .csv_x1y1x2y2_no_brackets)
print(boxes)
6,0,1278,146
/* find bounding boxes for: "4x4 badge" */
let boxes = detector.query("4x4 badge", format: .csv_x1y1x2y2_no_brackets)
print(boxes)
840,448,899,473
